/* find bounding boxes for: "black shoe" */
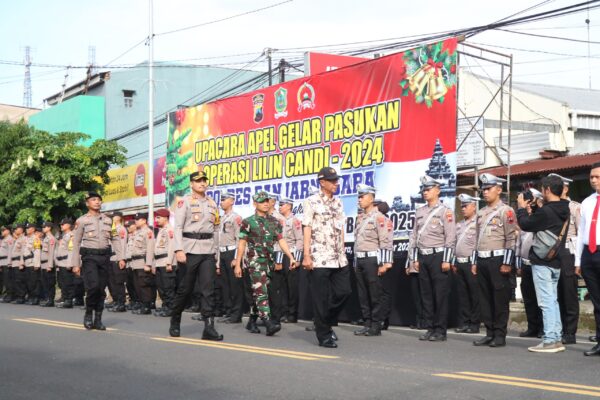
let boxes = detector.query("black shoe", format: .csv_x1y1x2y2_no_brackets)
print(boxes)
305,324,316,332
93,311,106,331
584,344,600,356
380,319,389,331
2,296,14,303
169,314,181,337
202,318,224,341
465,326,480,334
455,326,469,333
225,318,242,324
84,310,94,330
562,334,577,345
55,300,73,309
365,326,382,337
350,319,365,326
318,338,338,348
111,303,127,312
419,331,433,341
217,315,231,323
105,302,115,309
519,328,540,338
191,314,203,321
13,298,25,304
132,306,151,315
589,336,597,342
429,333,447,342
154,308,173,317
489,337,506,347
245,315,261,334
39,300,54,307
287,315,298,323
473,336,494,346
330,330,338,341
73,299,84,306
354,326,370,336
264,319,282,336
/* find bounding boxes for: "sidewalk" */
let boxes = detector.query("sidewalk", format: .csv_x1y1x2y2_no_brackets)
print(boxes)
509,300,596,333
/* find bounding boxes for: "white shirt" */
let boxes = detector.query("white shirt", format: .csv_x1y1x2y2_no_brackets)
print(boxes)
575,192,600,265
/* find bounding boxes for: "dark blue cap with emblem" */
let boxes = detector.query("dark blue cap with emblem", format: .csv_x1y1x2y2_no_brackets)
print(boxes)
190,171,208,182
85,191,102,201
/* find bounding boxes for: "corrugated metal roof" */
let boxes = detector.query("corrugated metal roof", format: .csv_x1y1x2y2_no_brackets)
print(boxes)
493,131,552,165
512,81,600,112
460,151,600,177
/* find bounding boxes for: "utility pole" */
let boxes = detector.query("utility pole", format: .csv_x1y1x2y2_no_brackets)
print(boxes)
265,48,273,86
148,0,155,225
23,46,32,108
586,8,592,89
278,59,286,83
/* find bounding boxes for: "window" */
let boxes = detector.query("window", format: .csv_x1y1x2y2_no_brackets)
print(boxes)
123,90,136,108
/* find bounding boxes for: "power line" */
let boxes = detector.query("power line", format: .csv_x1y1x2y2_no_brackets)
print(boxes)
496,28,600,44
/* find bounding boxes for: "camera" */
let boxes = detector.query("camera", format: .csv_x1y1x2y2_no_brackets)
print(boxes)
520,190,534,202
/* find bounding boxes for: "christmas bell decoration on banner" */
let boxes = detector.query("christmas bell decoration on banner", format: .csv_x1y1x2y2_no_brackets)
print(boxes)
407,62,448,102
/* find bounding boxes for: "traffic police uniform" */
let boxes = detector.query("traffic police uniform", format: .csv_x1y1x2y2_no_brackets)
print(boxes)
55,218,75,308
353,184,394,336
169,171,223,341
124,220,139,308
473,174,518,347
108,212,128,312
153,208,177,317
453,194,481,333
408,176,456,341
23,224,42,305
0,227,14,302
10,225,26,303
130,213,155,315
39,222,57,306
71,192,125,330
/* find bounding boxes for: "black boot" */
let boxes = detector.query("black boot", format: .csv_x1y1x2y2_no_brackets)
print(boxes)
132,303,151,315
264,318,282,336
83,309,94,330
354,326,370,336
56,299,73,309
365,325,382,337
93,311,106,331
246,315,260,334
202,317,224,341
112,302,127,312
169,314,181,337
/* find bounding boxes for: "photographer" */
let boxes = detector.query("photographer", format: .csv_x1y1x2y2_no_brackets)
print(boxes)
516,175,570,353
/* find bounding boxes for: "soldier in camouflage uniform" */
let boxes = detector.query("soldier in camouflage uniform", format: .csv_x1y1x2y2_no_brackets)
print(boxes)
233,190,297,336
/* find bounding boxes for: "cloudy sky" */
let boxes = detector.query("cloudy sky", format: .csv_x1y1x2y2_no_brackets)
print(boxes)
1,0,598,108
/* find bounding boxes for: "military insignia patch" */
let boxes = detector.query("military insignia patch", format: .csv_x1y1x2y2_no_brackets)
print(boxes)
506,210,515,224
168,230,174,239
446,210,454,222
148,230,153,239
177,200,184,208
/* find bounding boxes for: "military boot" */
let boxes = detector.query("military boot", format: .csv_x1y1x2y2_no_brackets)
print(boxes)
264,318,282,337
245,315,260,334
83,309,94,330
93,311,106,331
201,317,223,341
169,314,181,337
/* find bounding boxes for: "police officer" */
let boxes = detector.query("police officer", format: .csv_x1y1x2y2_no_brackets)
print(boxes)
0,226,14,302
548,173,581,345
233,190,297,336
169,171,223,340
55,218,75,308
107,211,128,312
129,212,155,315
273,196,304,323
39,222,57,307
153,208,177,317
452,194,481,334
472,173,518,348
216,190,243,324
10,224,26,304
23,223,41,305
71,192,125,330
124,219,139,310
408,176,456,342
353,184,393,337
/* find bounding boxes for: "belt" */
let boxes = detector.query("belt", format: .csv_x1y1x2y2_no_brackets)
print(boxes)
130,255,145,261
56,255,68,261
183,232,214,240
220,245,237,252
477,249,506,258
155,253,168,260
0,256,6,260
522,258,531,266
418,247,444,256
80,247,111,256
456,257,471,264
11,256,20,261
355,251,378,258
23,254,33,261
41,260,48,265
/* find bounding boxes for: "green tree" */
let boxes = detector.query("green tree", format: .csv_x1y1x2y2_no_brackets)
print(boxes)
0,121,126,224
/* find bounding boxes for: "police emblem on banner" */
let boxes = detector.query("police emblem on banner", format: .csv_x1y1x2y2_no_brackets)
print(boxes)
252,93,264,123
274,87,288,119
297,82,315,111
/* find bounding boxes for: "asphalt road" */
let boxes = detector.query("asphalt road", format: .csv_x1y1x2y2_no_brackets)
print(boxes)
1,303,599,400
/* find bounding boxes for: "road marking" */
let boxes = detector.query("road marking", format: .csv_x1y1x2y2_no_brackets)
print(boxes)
434,371,600,397
152,337,339,361
13,318,117,331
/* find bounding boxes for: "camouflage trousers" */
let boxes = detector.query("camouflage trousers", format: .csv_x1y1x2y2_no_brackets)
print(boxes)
247,261,271,319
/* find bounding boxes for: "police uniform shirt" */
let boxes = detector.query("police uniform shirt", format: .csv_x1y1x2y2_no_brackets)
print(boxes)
71,213,124,267
271,209,285,254
454,216,477,260
40,233,56,270
0,236,13,267
355,208,394,264
125,233,136,267
408,202,456,263
475,201,517,266
155,224,176,268
129,226,155,270
111,223,128,262
23,234,40,268
282,213,304,256
54,232,73,268
11,236,26,268
219,211,242,249
174,194,220,255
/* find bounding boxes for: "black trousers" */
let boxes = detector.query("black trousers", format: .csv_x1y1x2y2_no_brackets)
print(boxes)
73,276,85,302
308,266,351,343
108,261,128,304
57,268,75,301
409,272,423,326
218,250,244,320
520,264,542,332
272,255,300,319
477,256,511,339
581,246,600,338
21,268,40,299
156,267,178,310
132,269,155,305
243,267,256,316
0,266,4,295
418,252,450,334
126,268,138,303
40,268,56,302
455,261,481,328
81,253,110,311
3,267,15,299
355,257,384,326
171,253,217,318
558,254,580,336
